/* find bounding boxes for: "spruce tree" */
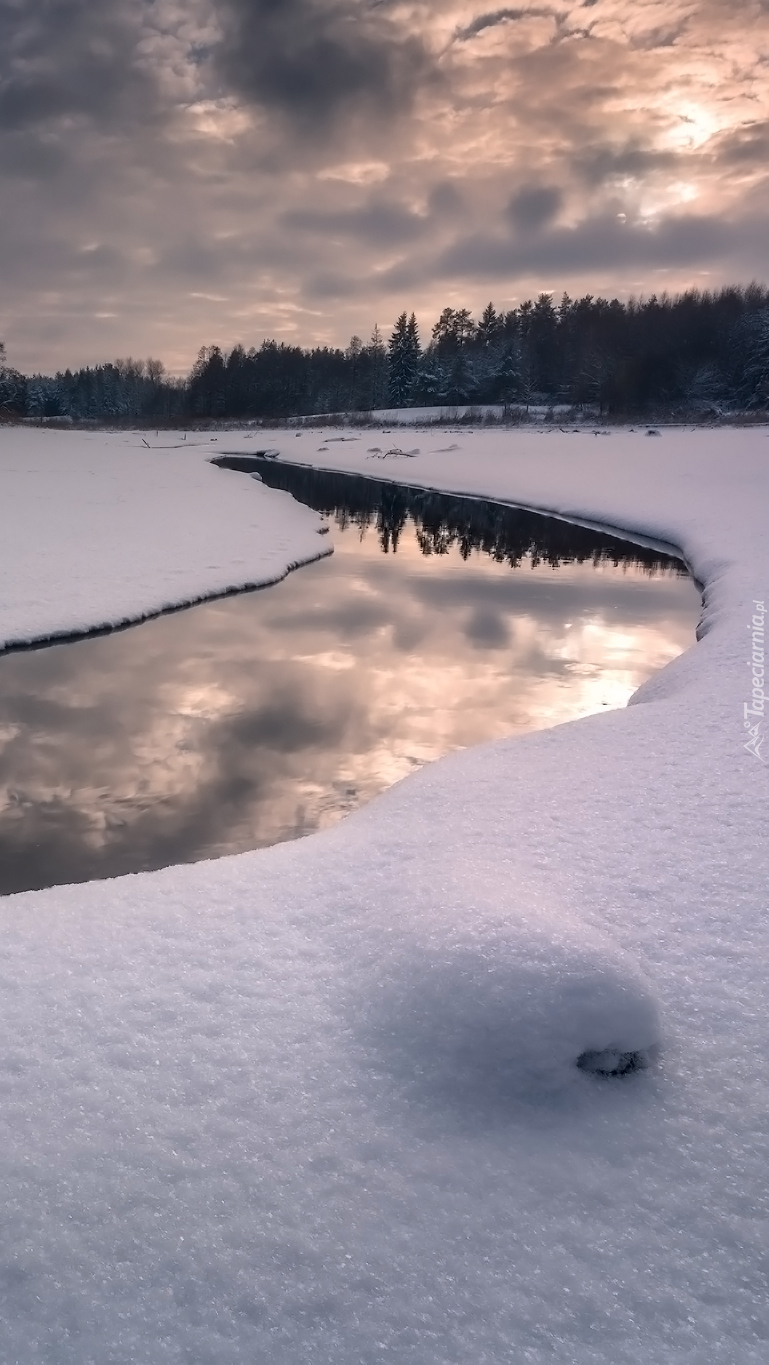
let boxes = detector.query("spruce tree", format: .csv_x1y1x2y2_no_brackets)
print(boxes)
388,312,420,407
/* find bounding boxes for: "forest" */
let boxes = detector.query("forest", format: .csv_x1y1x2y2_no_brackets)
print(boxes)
2,284,769,424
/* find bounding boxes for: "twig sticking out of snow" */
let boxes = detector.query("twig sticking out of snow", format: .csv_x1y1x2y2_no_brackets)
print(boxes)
366,447,420,459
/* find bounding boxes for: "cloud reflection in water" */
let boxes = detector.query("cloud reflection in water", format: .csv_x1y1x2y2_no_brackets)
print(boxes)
0,487,700,895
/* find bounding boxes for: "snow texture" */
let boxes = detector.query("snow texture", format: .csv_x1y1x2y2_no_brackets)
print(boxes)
0,428,327,651
1,423,768,1363
295,404,573,425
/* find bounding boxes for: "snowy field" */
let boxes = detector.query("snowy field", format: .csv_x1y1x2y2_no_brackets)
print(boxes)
0,428,327,651
0,422,767,1363
293,402,572,425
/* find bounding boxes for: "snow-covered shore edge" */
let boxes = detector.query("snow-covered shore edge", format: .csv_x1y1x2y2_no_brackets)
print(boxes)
0,428,329,654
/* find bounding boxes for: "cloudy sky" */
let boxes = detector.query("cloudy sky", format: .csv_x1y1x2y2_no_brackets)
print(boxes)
2,0,768,374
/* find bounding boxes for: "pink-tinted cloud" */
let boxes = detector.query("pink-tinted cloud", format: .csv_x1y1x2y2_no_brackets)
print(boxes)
0,0,767,371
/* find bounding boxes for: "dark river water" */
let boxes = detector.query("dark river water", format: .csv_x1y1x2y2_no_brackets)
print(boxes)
0,461,701,896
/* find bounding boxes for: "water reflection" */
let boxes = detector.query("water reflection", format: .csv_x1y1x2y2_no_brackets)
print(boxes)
0,469,700,895
215,456,682,571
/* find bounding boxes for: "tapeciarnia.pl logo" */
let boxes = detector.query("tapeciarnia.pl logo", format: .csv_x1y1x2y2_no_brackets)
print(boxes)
744,599,766,762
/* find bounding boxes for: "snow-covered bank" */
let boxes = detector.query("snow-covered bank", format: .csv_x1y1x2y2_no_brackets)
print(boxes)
1,424,768,1363
364,402,572,424
286,402,578,427
0,428,326,652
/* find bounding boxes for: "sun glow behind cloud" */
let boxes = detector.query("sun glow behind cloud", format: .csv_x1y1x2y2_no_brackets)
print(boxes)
0,0,767,371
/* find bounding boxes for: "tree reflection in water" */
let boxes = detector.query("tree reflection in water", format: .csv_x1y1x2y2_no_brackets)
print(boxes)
0,462,698,897
216,455,685,574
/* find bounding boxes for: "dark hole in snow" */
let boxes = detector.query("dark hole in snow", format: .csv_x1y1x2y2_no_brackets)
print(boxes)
577,1048,652,1077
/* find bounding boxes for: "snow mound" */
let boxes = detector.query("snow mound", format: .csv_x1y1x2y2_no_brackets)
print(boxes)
350,875,661,1102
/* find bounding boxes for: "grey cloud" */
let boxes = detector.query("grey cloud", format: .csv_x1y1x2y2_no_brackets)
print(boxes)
713,121,769,170
305,270,362,299
357,257,419,294
154,239,228,286
463,606,510,649
214,0,431,132
454,8,557,42
225,699,336,753
574,143,677,188
433,211,760,281
453,5,596,46
406,571,691,625
282,199,427,246
276,597,392,636
507,185,562,232
628,21,690,51
0,1,154,132
428,181,466,217
0,128,71,180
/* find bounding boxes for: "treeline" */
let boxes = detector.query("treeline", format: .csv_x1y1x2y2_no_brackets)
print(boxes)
2,285,769,423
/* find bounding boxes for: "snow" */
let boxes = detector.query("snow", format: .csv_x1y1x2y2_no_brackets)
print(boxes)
0,428,327,651
367,403,509,424
298,403,573,425
1,422,768,1362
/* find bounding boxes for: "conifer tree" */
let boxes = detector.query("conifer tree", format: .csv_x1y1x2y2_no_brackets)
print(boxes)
388,312,420,406
367,324,388,409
